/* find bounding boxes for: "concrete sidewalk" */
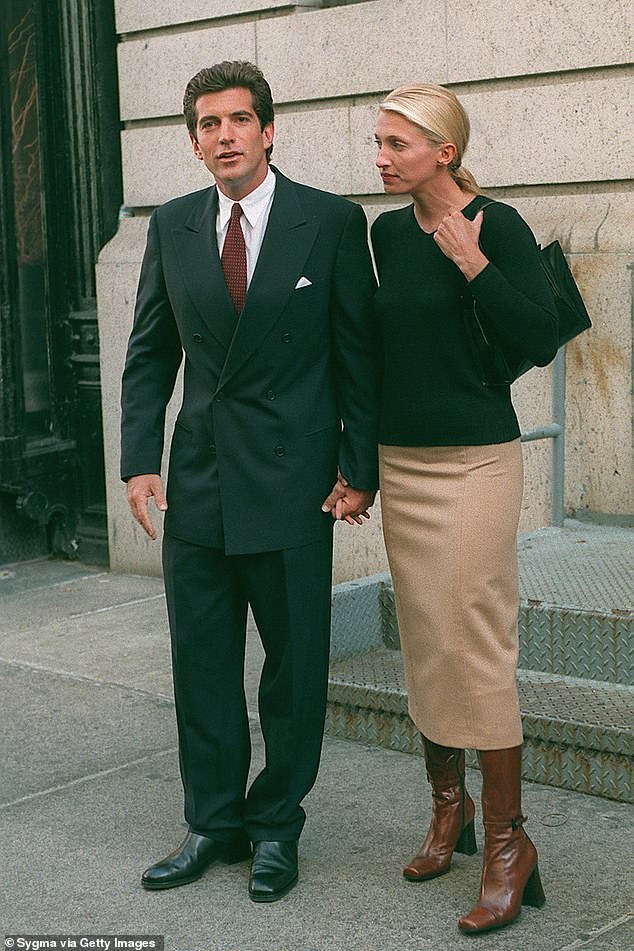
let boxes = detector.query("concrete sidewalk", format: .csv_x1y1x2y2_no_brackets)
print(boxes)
1,558,632,951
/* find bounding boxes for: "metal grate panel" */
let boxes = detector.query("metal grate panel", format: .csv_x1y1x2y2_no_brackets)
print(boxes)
518,604,632,685
517,525,633,614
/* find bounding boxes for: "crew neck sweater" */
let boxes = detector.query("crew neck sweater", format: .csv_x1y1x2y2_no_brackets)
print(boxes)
371,195,558,446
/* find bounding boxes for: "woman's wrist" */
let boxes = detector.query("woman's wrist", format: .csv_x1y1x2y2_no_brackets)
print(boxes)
460,250,489,282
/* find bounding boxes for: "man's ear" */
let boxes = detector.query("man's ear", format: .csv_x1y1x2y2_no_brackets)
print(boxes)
189,132,203,161
262,121,274,152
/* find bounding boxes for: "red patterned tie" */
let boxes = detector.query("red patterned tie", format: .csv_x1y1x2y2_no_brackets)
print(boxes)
221,202,247,314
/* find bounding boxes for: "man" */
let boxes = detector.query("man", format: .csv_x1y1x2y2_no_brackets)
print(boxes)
121,61,379,902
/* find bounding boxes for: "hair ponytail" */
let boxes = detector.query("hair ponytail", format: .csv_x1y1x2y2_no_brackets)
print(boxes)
449,162,482,194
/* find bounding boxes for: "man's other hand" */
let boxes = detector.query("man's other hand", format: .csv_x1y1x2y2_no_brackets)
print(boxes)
127,474,167,540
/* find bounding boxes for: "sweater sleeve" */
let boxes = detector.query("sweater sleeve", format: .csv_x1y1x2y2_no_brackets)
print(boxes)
467,203,558,366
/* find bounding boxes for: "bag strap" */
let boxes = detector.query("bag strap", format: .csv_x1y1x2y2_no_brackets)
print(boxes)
475,198,497,213
469,197,497,255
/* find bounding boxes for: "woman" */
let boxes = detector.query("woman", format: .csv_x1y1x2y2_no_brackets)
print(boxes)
371,84,557,934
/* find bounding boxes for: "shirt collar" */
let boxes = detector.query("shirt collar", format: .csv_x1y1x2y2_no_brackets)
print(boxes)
217,166,276,230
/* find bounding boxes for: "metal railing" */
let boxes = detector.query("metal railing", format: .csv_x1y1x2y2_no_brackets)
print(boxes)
519,347,566,526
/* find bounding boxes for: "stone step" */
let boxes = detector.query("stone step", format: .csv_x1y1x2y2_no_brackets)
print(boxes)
326,647,634,803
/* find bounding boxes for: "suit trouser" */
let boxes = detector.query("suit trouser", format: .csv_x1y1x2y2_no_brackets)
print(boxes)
162,530,334,842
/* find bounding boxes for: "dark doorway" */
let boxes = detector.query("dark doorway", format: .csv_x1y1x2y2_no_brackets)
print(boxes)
0,0,122,564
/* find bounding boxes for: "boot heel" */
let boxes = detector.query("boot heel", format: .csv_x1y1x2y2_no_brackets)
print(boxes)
522,865,546,908
455,819,477,856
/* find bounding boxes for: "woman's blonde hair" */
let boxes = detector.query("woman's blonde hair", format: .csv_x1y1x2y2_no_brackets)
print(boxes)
379,83,482,194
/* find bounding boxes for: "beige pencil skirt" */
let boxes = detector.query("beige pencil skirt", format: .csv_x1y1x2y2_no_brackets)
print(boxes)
379,439,524,750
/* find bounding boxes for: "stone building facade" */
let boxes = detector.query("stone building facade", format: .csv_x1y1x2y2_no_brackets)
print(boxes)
98,0,633,580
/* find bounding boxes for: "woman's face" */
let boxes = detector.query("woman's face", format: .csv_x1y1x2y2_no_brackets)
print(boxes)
375,109,451,196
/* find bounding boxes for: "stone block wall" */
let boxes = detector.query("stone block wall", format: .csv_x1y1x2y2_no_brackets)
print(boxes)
98,0,633,578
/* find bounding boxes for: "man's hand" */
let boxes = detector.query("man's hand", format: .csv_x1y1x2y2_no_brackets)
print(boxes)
127,474,167,540
321,473,376,525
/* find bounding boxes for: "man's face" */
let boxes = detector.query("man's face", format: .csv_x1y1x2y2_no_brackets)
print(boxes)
190,86,274,200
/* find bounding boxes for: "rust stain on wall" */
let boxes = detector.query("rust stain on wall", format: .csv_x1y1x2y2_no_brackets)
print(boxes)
571,335,628,404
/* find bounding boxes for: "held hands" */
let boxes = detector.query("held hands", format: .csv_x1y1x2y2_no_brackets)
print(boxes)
433,208,488,281
127,474,167,540
321,470,376,525
127,470,375,535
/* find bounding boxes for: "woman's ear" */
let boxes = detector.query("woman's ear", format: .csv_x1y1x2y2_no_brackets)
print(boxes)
437,142,457,168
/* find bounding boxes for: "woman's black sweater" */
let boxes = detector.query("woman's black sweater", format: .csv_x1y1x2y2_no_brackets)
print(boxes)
371,195,558,446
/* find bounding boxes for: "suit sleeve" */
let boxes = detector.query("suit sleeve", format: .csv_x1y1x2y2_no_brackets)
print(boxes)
120,210,183,481
331,202,381,491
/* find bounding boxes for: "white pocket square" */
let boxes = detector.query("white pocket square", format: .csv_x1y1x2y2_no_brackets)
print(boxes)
295,276,313,289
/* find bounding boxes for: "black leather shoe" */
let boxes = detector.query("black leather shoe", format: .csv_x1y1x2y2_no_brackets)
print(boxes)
248,840,298,902
141,830,251,890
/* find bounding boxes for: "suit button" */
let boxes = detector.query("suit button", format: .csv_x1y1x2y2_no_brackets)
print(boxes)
282,333,292,343
209,443,217,454
215,391,224,403
193,333,203,342
266,389,276,400
274,445,285,457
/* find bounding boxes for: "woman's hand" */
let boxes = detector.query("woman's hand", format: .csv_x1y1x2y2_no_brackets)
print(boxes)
433,208,489,281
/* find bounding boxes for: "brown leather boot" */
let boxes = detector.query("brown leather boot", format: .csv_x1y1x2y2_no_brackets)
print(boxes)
403,737,477,881
458,746,546,933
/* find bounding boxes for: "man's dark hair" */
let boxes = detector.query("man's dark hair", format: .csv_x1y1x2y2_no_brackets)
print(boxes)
183,61,275,160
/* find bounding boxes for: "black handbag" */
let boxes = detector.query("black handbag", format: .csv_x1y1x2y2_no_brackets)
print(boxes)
465,207,592,386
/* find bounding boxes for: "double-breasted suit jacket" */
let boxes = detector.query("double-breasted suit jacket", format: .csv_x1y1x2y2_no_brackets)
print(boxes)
121,168,379,552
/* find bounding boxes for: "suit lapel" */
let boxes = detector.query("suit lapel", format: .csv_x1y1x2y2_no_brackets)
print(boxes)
171,186,238,353
218,171,320,388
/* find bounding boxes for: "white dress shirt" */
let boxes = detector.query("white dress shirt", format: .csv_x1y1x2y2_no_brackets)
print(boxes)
216,167,276,287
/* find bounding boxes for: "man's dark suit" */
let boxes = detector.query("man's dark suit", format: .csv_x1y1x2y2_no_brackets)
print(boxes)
121,168,379,843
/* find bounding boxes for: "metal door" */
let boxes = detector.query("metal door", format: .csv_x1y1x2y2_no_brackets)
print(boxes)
0,0,121,564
